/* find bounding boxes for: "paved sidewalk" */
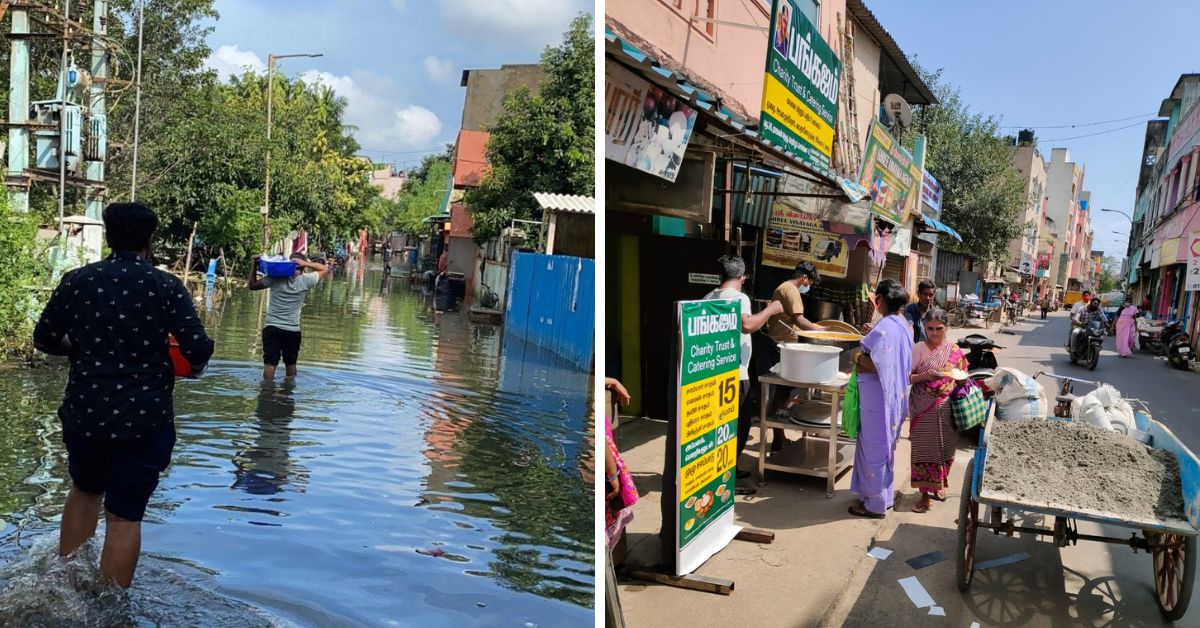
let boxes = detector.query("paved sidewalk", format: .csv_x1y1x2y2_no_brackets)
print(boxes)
613,311,1185,627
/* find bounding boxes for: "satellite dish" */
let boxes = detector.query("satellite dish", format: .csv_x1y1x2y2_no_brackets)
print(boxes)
883,93,913,128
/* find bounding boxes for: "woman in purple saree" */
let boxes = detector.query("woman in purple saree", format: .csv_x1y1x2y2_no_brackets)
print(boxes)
848,279,913,518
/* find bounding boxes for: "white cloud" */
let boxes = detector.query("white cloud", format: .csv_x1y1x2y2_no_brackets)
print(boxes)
423,55,457,84
204,44,266,81
438,0,580,51
390,0,406,10
300,70,444,151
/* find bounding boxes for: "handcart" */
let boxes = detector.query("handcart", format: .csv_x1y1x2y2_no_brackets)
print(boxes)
956,373,1200,620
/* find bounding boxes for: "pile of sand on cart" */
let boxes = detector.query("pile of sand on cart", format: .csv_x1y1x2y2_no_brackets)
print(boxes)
983,420,1185,522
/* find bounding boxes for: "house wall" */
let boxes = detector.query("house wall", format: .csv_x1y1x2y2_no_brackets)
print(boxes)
460,65,546,131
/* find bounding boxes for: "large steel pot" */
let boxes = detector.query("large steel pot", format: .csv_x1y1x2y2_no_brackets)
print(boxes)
794,330,861,373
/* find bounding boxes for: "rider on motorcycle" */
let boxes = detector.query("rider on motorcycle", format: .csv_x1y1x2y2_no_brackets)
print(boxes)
1069,294,1101,354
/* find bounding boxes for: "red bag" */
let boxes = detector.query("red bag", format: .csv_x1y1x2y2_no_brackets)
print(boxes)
167,335,193,377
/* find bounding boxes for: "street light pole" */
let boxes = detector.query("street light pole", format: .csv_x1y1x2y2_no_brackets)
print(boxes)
263,52,323,252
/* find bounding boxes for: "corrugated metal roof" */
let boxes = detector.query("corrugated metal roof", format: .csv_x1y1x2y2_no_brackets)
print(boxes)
845,0,938,106
533,192,595,214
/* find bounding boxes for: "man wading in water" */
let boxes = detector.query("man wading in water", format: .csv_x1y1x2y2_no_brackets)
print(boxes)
248,252,329,379
33,202,214,588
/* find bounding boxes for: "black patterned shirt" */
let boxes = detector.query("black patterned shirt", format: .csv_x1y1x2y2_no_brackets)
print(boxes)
33,250,215,440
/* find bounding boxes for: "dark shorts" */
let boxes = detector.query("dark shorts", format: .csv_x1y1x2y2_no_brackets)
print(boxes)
262,325,302,366
63,427,176,522
755,333,782,376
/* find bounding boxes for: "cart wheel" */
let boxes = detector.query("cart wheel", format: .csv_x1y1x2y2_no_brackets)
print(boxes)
1153,533,1196,620
956,464,980,591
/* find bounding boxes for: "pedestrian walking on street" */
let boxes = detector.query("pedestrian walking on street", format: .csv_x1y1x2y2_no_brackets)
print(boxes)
1040,296,1050,319
1115,296,1140,357
907,310,963,513
33,202,215,588
249,252,330,380
847,279,913,518
703,256,783,495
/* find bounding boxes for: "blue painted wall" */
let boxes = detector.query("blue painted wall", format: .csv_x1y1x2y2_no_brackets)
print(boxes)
505,252,594,370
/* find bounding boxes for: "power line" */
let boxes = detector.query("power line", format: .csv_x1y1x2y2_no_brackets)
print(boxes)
1000,112,1157,130
1038,120,1148,143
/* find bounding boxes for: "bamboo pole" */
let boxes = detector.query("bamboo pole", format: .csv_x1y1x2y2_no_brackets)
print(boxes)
182,221,198,285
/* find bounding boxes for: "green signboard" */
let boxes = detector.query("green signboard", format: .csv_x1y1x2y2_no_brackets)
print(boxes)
673,299,742,574
761,0,842,172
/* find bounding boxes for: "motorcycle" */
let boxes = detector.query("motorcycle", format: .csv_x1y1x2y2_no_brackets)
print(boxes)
1067,316,1105,371
1164,320,1192,371
956,334,1001,380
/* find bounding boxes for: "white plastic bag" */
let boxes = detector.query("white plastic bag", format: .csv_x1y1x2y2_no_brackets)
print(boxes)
983,367,1049,420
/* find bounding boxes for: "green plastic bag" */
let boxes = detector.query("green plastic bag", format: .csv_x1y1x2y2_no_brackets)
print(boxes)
842,366,860,438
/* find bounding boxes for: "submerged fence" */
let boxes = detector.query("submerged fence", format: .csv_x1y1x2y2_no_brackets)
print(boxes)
505,252,594,370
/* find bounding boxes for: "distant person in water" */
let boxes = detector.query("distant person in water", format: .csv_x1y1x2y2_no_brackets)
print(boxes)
33,202,215,588
248,252,330,380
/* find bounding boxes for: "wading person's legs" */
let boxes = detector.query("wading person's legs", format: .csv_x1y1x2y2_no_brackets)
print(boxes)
60,430,107,557
59,487,102,557
262,325,283,380
281,329,302,378
100,514,141,588
97,428,175,588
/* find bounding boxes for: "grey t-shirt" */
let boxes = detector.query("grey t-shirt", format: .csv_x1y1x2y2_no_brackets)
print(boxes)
704,287,751,381
263,273,320,331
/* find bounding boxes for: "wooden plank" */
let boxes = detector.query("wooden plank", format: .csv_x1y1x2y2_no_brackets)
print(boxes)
624,567,734,595
735,528,775,544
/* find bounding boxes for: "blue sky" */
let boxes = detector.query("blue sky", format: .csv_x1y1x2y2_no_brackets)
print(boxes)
204,0,590,171
869,0,1200,259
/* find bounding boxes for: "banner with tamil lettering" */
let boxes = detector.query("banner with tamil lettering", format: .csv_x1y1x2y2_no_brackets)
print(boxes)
760,0,841,172
859,120,922,224
673,299,742,575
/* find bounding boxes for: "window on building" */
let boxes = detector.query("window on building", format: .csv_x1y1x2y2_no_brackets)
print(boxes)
701,0,717,35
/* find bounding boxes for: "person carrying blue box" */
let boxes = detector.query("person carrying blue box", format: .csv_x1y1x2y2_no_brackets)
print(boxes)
248,252,330,380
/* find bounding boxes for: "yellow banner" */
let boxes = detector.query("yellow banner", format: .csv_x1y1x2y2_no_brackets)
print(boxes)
1163,238,1181,265
680,438,737,502
681,372,738,443
761,72,835,160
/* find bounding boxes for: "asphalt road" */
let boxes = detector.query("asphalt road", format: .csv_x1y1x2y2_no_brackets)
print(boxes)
983,310,1200,450
825,310,1200,628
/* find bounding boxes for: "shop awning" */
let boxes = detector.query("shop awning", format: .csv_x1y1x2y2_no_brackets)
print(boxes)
1128,246,1145,284
605,29,867,204
915,215,963,242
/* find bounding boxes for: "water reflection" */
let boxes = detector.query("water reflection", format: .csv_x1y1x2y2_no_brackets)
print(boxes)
231,381,305,498
0,261,594,626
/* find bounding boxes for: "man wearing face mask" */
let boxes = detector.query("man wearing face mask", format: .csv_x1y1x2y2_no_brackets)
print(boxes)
761,262,824,436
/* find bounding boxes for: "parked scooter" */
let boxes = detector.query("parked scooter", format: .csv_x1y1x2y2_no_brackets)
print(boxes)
956,334,1001,380
1067,317,1105,371
1137,319,1191,370
1164,320,1192,371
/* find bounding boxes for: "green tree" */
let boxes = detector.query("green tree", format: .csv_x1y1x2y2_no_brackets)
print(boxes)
900,66,1026,264
465,14,594,243
1097,256,1122,292
0,202,51,356
391,150,453,236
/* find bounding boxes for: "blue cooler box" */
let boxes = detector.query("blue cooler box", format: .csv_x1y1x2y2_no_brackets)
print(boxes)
259,259,297,277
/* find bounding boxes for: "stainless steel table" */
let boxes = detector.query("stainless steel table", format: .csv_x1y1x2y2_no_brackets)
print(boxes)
757,371,854,496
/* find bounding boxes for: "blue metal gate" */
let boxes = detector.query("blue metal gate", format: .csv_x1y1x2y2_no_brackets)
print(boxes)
505,252,594,370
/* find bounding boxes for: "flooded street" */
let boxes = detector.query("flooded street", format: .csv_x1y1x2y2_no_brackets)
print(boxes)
0,261,594,626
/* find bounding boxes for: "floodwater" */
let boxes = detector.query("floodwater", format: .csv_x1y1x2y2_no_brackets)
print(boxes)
0,260,595,627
